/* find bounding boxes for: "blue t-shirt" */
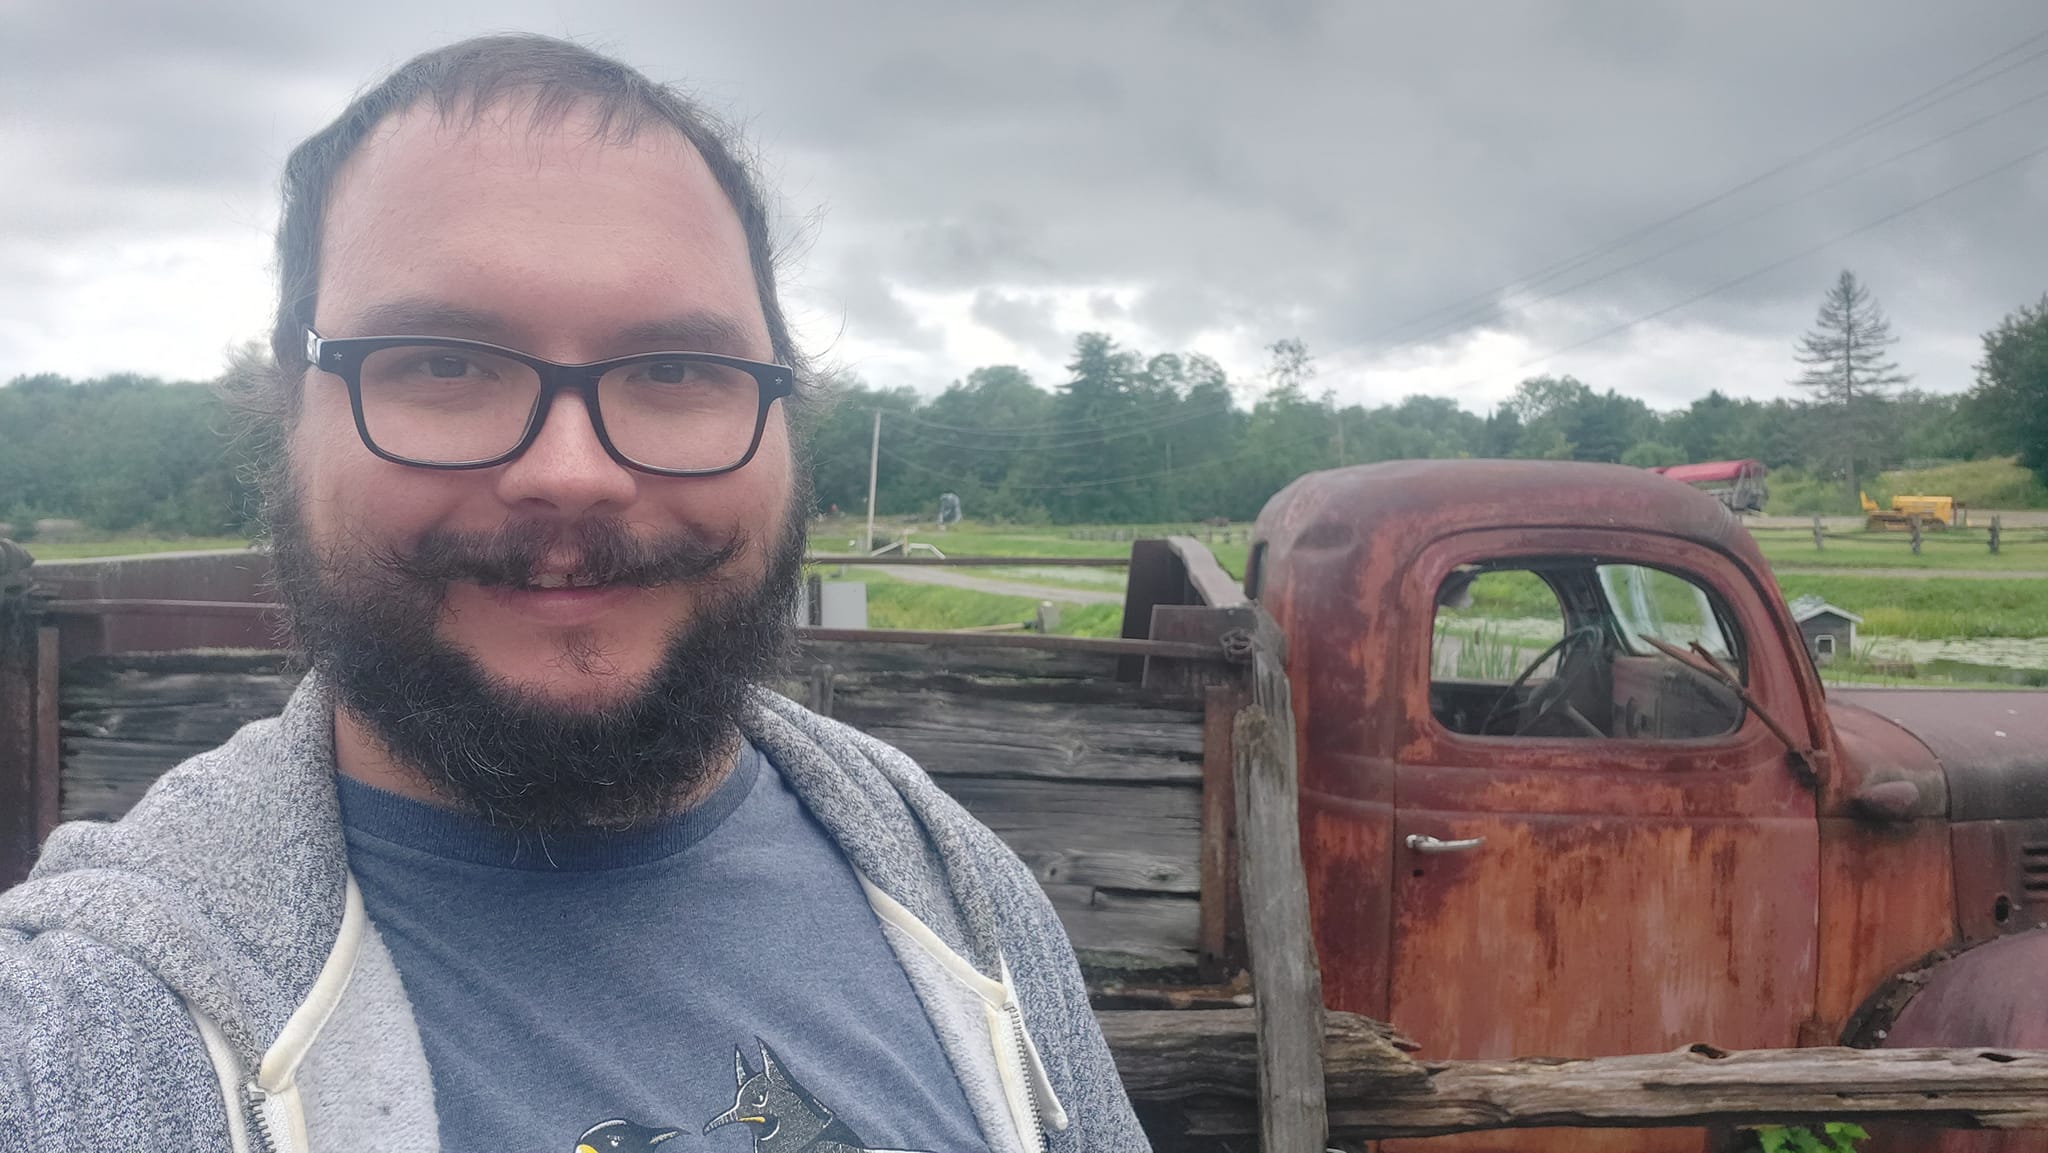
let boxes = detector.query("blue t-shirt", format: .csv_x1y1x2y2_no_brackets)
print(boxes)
338,742,993,1153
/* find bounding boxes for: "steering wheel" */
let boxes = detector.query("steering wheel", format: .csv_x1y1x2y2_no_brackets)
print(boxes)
1479,625,1605,737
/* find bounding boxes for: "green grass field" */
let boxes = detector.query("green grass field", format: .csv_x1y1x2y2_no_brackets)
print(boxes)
1750,527,2048,572
1767,457,2048,515
1879,457,2048,510
809,567,1125,636
810,520,1252,578
1772,574,2048,640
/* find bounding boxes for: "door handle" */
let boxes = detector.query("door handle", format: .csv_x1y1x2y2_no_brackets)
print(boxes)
1406,833,1485,854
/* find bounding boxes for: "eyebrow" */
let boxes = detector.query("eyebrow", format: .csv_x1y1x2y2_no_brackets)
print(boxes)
340,298,767,359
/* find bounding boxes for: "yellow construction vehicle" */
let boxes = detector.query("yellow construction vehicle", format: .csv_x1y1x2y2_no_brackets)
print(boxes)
1861,491,1967,531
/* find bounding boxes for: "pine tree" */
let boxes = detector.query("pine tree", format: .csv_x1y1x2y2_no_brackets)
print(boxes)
1791,270,1910,505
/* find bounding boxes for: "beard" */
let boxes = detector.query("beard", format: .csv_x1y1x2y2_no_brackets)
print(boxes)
266,477,807,832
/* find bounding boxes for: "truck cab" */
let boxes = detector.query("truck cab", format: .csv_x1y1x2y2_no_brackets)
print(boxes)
1251,460,2041,1152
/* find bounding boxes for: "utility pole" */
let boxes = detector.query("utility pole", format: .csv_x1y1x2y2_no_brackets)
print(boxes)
864,410,881,554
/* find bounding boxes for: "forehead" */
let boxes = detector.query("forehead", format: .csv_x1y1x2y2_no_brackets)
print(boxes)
314,99,766,354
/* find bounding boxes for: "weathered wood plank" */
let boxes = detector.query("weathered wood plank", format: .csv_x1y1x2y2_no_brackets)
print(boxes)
33,626,59,843
1102,1012,2048,1138
800,627,1222,661
807,663,834,718
1164,536,1247,608
0,591,41,889
1043,884,1201,976
1101,1009,1423,1100
796,639,1119,683
1142,604,1252,699
1233,607,1328,1153
830,686,1202,785
829,667,1182,709
1198,684,1245,980
941,777,1199,853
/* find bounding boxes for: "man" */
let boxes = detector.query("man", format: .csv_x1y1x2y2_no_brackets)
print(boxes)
0,35,1147,1153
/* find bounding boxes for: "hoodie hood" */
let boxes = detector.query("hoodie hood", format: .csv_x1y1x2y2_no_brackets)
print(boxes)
0,676,348,1066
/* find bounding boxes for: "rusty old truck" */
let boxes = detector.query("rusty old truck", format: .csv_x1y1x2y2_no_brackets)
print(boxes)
3,458,2046,1149
1254,460,2048,1150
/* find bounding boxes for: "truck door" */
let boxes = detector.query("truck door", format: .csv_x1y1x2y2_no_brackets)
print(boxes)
1387,528,1819,1153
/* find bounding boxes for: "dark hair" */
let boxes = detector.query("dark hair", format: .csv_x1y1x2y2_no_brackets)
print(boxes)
250,34,807,420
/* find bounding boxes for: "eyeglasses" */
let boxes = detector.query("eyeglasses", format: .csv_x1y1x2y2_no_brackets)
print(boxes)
304,329,796,477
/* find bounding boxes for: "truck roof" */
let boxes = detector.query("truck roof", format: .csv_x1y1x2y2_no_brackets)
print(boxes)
1260,459,1759,563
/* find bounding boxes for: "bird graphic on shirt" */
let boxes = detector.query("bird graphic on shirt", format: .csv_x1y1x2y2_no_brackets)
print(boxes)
703,1041,929,1153
575,1117,683,1151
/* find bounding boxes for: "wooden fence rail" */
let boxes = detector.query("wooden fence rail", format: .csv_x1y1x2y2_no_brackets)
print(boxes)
1101,1009,2048,1139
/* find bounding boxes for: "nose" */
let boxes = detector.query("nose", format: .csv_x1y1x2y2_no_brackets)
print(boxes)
492,390,638,518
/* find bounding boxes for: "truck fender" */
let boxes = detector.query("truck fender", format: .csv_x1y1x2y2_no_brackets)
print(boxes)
1851,934,2048,1153
1861,929,2048,1049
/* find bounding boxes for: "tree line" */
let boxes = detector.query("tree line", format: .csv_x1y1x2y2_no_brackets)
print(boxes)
813,274,2047,524
3,277,2044,536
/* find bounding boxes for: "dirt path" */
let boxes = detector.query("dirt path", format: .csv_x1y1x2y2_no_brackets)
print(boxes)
1771,566,2048,580
873,565,1126,605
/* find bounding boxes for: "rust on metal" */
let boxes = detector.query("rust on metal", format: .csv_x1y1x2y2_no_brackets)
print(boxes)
1946,818,2048,945
1868,930,2048,1152
35,549,277,655
1836,689,2048,822
1824,698,1950,820
1256,461,1831,1153
1814,817,1955,1037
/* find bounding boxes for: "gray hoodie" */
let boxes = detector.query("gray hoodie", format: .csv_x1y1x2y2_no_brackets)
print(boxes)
0,672,1148,1152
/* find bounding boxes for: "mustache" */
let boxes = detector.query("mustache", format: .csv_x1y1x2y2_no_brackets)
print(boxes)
372,518,747,590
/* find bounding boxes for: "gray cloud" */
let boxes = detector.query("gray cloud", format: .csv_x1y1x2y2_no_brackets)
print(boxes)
969,289,1065,360
3,0,2044,407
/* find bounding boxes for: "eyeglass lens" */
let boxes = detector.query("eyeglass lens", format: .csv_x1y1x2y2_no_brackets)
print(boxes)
354,345,763,471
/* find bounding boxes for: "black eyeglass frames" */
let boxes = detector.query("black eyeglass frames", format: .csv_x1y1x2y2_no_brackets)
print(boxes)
303,329,796,477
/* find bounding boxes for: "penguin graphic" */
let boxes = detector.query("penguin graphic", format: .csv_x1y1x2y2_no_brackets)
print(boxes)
576,1118,683,1151
703,1041,929,1153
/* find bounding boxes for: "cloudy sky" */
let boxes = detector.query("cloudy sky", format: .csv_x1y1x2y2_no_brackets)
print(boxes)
4,0,2045,415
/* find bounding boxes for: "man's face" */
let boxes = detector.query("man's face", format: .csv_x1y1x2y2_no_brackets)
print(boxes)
291,102,797,709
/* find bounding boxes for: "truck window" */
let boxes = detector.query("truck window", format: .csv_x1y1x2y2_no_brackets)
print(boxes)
1597,563,1738,667
1431,561,1745,741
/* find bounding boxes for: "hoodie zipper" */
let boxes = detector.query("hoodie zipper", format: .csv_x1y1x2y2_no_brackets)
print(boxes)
1003,1000,1048,1153
242,1082,282,1153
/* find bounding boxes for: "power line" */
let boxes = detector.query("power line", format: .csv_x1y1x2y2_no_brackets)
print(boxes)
1374,80,2048,361
1335,24,2048,358
1492,136,2048,383
893,393,1235,439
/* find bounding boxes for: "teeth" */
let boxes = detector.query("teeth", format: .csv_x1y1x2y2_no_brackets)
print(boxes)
525,572,603,590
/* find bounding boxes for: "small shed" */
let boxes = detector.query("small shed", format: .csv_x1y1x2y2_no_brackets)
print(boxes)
1788,594,1861,666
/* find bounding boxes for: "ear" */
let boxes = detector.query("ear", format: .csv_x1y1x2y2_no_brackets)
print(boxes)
733,1045,749,1088
758,1039,788,1085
